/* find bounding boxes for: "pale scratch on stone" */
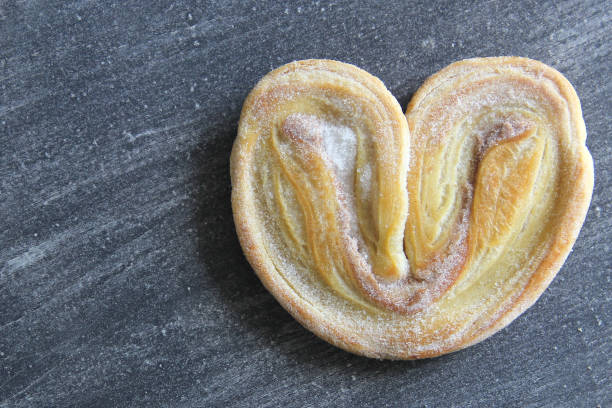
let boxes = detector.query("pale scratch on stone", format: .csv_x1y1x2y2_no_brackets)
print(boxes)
4,241,59,275
5,366,57,402
123,119,198,142
0,93,48,117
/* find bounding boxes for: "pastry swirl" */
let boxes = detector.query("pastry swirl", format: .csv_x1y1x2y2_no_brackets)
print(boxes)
231,58,593,359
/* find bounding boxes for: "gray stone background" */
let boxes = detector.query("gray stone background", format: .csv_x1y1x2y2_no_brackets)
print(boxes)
1,0,610,407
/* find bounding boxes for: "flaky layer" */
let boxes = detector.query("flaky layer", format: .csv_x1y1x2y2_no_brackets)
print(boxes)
230,58,593,359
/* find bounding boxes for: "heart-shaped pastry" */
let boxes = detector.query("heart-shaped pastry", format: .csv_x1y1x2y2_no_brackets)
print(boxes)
230,58,593,359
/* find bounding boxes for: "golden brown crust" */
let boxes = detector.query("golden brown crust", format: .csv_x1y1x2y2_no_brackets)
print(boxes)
230,58,593,359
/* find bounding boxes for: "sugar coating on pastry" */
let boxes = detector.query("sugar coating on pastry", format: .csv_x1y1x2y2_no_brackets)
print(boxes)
230,58,593,359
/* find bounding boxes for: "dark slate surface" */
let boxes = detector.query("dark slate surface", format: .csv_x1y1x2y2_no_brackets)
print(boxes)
1,0,610,406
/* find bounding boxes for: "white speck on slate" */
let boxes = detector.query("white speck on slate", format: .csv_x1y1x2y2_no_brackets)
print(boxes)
124,131,136,143
421,37,436,49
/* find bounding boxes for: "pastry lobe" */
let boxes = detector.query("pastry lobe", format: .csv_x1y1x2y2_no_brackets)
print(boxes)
231,58,593,359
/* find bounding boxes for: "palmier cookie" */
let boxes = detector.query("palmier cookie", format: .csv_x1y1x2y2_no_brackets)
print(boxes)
230,58,593,359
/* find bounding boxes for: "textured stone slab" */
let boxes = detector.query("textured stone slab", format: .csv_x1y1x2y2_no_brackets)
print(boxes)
0,0,610,406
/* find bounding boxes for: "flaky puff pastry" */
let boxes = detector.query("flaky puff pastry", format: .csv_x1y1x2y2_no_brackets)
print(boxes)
230,58,593,359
